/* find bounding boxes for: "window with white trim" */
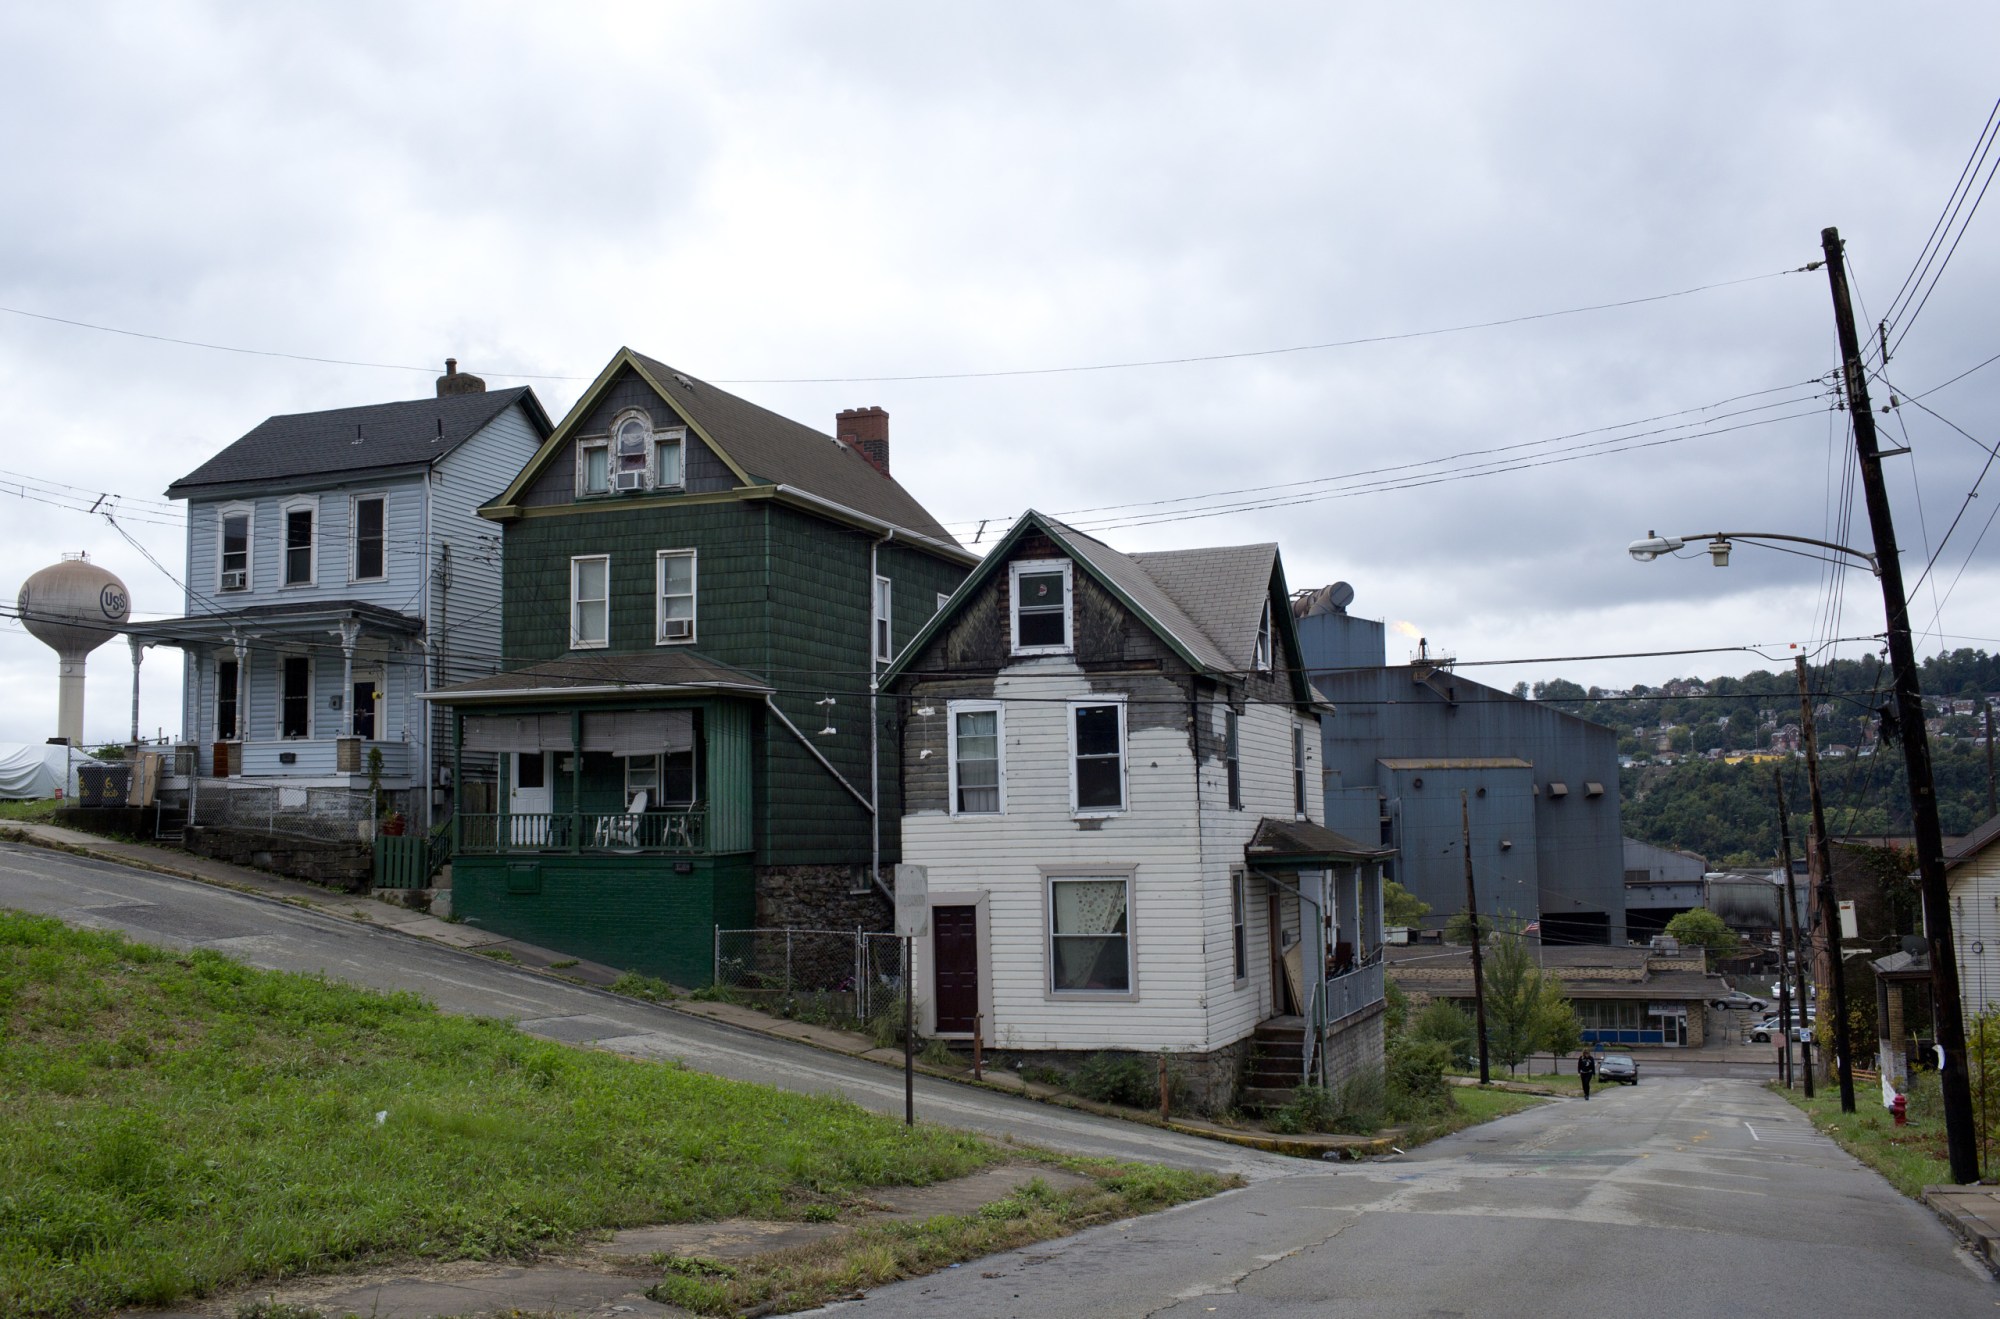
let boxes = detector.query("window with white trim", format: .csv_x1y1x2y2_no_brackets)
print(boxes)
611,412,651,491
1254,599,1273,672
873,576,893,663
1011,559,1072,655
1049,874,1131,993
935,590,951,615
1231,868,1248,981
1070,700,1125,815
351,495,386,581
571,555,609,648
282,500,316,586
577,438,610,496
1225,709,1242,810
948,701,1003,814
656,428,686,490
218,508,251,591
656,549,696,644
1292,722,1308,817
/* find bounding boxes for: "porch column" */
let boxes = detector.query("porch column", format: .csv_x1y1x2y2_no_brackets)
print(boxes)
338,619,360,738
232,636,249,773
127,635,145,750
1349,865,1364,960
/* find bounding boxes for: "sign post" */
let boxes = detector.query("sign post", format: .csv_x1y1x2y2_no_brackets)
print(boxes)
894,864,929,1126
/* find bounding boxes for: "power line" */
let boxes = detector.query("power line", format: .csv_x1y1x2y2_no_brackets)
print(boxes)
0,265,1813,390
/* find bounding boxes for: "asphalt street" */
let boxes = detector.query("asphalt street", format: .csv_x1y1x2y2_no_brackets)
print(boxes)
2,841,1993,1318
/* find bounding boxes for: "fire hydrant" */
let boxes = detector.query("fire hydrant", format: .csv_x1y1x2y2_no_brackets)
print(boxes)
1891,1093,1908,1126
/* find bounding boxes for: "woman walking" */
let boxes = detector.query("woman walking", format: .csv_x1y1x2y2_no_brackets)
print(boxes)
1577,1047,1596,1100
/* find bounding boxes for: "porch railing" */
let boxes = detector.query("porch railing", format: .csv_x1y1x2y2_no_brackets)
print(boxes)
456,808,707,855
1324,959,1385,1025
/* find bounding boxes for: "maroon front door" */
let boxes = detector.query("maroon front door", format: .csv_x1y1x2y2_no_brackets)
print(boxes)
932,905,980,1033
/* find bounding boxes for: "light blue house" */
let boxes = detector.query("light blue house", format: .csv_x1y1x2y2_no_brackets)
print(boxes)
134,363,550,831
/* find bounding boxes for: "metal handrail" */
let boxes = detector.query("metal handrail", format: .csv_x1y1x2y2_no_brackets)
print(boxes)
455,808,706,855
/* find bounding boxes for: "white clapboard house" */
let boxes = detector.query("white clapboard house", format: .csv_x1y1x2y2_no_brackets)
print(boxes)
881,511,1393,1113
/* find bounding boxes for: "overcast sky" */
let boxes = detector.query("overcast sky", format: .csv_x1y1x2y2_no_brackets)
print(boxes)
2,2,1997,748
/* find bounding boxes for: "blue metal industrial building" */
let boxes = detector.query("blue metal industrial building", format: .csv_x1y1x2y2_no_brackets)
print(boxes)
1295,583,1628,945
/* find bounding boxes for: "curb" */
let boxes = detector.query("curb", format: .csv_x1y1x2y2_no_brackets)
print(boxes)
1923,1186,2000,1273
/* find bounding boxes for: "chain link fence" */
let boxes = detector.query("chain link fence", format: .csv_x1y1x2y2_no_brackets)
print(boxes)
192,784,414,844
712,928,908,1030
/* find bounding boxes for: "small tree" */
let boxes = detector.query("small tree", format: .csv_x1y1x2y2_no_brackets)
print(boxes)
1535,979,1583,1076
1409,998,1475,1069
1481,933,1544,1073
1384,880,1431,931
1664,908,1740,962
1445,909,1493,946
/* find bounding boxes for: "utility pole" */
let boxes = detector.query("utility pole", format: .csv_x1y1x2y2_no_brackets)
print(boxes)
1822,226,1978,1180
1774,771,1813,1097
1796,655,1856,1111
1461,789,1490,1084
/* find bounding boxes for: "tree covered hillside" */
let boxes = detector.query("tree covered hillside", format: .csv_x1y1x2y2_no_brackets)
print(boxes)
1520,648,2000,866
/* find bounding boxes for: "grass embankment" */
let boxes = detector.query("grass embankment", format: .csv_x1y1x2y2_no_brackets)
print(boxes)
1424,1085,1547,1136
0,797,60,822
0,911,1222,1317
1772,1074,1960,1197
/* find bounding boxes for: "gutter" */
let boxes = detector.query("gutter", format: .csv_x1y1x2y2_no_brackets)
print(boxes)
770,483,976,566
416,680,775,703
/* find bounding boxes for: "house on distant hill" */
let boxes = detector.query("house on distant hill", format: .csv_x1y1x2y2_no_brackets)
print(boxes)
879,510,1391,1115
424,348,974,985
130,362,550,876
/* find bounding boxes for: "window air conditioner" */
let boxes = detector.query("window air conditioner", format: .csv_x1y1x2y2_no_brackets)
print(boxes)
661,618,693,642
220,569,247,591
613,469,646,492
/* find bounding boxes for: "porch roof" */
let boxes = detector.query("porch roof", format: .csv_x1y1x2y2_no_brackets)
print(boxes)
1246,817,1395,867
127,599,423,647
422,649,775,705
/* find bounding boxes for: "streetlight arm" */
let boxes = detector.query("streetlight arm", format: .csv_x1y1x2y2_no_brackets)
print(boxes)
1627,530,1880,575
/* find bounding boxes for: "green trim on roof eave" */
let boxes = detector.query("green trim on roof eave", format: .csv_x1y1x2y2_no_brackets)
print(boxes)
1268,556,1318,711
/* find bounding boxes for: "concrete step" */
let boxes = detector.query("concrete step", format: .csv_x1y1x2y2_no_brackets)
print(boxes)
1240,1085,1300,1111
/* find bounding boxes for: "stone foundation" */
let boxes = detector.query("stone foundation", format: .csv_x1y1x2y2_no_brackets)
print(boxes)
976,1035,1256,1118
1322,1002,1387,1087
754,863,892,932
184,825,373,891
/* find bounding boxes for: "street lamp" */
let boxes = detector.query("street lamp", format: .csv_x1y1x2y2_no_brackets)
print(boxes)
1630,527,1870,1113
1626,530,1880,576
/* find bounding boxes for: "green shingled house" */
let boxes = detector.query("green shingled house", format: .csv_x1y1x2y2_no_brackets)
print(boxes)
427,348,974,984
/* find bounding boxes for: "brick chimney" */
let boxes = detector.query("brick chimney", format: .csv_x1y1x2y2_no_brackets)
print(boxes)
836,406,889,475
436,358,487,397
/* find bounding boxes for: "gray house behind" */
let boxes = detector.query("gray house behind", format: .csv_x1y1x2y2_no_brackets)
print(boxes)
1295,584,1626,945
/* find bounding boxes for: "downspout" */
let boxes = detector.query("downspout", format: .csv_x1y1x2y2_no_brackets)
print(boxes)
422,466,435,831
1191,682,1209,1051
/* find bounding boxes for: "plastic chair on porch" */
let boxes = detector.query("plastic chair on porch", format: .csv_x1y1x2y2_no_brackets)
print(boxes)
595,790,648,850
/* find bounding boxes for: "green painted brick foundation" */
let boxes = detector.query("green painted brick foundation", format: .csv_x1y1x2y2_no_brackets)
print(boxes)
453,852,755,986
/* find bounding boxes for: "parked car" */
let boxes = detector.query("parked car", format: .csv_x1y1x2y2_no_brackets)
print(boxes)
1711,992,1770,1013
1596,1053,1639,1085
1751,1018,1815,1043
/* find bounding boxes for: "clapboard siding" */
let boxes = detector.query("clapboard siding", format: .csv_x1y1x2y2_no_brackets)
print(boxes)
1951,854,2000,1018
185,479,426,612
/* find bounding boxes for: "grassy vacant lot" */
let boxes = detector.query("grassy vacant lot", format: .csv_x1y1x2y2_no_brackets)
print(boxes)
0,911,1221,1317
1429,1085,1546,1134
0,797,60,822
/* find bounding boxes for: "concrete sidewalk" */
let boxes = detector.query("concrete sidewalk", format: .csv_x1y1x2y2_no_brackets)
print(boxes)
1927,1184,2000,1273
0,820,1398,1159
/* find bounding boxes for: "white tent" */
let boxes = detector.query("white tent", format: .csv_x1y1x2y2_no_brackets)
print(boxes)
0,743,76,800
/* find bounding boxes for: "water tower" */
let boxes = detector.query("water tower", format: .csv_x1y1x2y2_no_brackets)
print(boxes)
18,553,130,746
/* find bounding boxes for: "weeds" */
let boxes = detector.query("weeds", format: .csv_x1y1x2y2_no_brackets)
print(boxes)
609,971,679,1003
0,910,1003,1317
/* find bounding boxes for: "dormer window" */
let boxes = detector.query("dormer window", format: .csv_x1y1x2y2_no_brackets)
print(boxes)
1254,599,1273,672
1011,559,1072,655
